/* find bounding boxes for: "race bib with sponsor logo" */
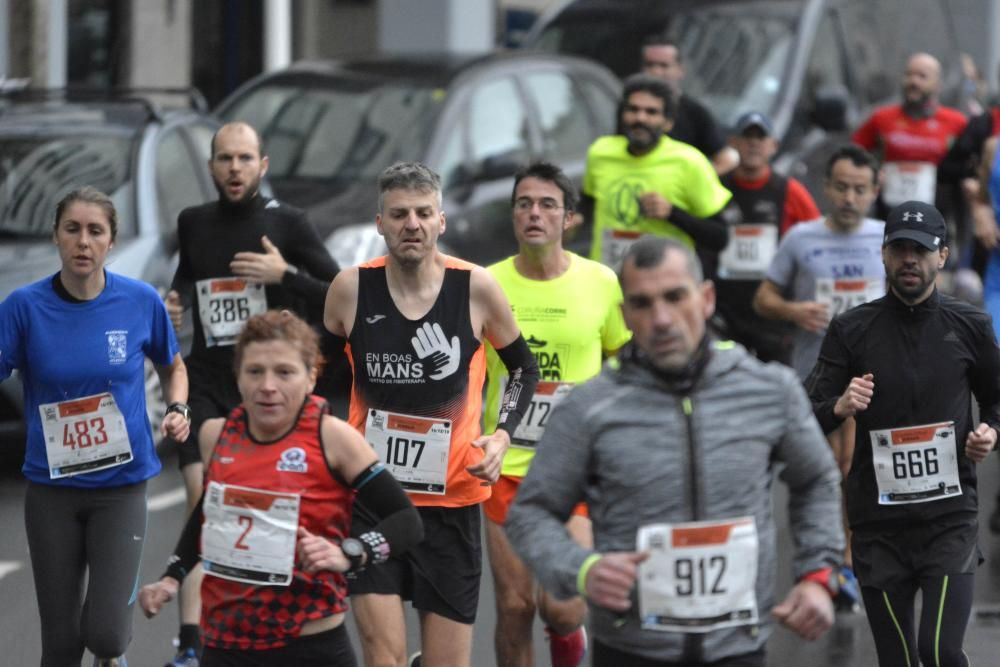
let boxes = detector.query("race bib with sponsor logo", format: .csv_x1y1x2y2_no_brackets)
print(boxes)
499,380,574,448
637,517,759,633
40,392,132,478
202,481,300,586
815,277,884,319
365,409,451,495
882,162,936,207
601,229,646,270
196,278,267,347
871,421,961,504
717,224,778,280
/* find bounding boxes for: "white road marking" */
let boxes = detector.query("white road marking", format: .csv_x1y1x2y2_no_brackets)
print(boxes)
0,561,23,581
147,487,186,512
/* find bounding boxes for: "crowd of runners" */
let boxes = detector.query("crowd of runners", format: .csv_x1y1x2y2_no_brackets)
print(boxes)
3,36,1000,667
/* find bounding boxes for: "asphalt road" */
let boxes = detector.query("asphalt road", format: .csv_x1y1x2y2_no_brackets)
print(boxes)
2,445,1000,666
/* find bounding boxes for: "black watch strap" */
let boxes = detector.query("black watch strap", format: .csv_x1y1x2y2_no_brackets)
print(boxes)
166,402,192,420
341,537,366,572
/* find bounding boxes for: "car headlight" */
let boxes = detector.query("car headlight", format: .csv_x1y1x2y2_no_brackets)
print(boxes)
325,224,388,268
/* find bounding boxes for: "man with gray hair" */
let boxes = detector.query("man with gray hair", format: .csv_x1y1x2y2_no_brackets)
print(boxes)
506,236,843,666
324,161,539,667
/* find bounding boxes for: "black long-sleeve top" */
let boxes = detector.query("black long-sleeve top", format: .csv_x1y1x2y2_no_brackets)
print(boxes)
806,288,1000,532
171,196,339,369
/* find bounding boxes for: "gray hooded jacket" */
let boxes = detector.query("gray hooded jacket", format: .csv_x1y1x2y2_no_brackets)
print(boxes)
505,340,843,662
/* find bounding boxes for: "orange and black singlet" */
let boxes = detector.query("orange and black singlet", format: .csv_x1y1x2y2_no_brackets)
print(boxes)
346,256,488,507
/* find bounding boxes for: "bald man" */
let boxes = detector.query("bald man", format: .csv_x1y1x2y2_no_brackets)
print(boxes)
853,53,967,216
163,121,342,664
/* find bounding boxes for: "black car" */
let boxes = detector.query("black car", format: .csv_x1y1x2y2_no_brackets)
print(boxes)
0,89,220,457
215,51,620,266
522,0,964,196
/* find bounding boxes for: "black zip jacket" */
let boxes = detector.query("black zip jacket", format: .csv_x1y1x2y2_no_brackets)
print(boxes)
806,288,1000,532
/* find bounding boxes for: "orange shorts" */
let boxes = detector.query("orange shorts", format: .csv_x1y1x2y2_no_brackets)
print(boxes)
483,474,588,525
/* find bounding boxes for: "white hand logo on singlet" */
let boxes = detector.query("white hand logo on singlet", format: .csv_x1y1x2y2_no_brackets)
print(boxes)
411,321,461,380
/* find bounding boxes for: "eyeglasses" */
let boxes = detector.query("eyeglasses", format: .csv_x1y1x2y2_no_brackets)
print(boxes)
514,197,564,212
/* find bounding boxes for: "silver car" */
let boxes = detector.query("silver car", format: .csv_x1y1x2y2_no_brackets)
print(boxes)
0,90,220,457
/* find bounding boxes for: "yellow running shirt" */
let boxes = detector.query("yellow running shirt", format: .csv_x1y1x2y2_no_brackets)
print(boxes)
584,134,731,268
484,252,632,477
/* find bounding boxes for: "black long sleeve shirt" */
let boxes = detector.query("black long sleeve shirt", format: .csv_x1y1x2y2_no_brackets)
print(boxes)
806,288,1000,531
171,196,340,369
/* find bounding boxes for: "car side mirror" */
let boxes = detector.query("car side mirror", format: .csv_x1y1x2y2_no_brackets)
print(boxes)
477,149,526,182
810,84,849,132
448,149,527,202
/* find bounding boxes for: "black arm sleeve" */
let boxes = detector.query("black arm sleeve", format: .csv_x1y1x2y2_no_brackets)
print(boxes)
969,316,1000,439
495,334,541,437
283,213,341,307
161,494,204,583
938,113,992,185
350,463,424,560
667,205,729,252
170,212,195,309
804,321,852,435
579,194,595,229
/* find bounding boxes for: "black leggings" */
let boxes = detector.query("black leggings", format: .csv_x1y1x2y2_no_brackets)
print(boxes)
24,481,147,666
861,575,974,667
201,624,357,666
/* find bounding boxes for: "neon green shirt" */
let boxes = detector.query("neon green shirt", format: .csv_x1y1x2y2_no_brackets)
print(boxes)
584,134,731,267
484,252,632,477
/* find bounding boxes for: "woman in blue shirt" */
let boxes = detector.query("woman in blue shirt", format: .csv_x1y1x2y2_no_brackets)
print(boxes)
0,187,191,666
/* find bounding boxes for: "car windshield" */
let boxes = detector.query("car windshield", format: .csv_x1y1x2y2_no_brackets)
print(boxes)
535,2,798,127
221,79,440,187
0,134,133,238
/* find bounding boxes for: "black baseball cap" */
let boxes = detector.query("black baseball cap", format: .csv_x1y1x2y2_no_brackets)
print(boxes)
734,111,774,136
884,201,947,250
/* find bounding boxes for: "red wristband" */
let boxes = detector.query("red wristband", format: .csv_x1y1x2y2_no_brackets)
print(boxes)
799,566,836,598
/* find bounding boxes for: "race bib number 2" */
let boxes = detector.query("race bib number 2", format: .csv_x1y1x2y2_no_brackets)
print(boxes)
637,517,758,633
40,393,132,479
201,482,301,586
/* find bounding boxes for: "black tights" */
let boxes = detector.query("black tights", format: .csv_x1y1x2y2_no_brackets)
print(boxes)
860,575,974,667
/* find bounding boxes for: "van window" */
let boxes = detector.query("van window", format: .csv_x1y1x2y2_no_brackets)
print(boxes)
156,128,206,237
800,10,848,105
521,70,594,161
529,2,803,127
224,82,438,185
837,2,886,105
871,0,956,75
677,10,796,127
0,136,132,238
468,78,530,167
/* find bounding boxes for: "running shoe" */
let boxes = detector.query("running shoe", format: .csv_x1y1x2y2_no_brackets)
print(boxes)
834,566,861,613
165,648,200,667
547,625,588,667
93,658,127,667
407,652,421,667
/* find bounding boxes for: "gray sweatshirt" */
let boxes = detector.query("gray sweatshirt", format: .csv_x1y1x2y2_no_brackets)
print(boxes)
505,340,844,662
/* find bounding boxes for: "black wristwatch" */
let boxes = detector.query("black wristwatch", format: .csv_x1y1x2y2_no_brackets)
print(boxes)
340,538,366,572
166,402,192,421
